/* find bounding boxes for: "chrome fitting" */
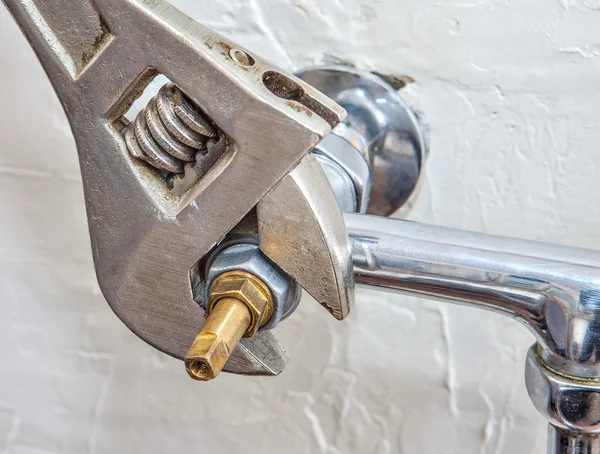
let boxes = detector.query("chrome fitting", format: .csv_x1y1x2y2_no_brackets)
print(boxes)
314,134,371,213
526,345,600,434
298,66,427,216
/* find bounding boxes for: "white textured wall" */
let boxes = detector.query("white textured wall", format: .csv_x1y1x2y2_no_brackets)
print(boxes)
2,1,600,452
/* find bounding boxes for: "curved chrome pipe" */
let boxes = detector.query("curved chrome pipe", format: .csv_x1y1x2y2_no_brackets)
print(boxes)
345,213,600,379
301,66,599,451
345,214,600,378
548,425,600,454
345,213,600,451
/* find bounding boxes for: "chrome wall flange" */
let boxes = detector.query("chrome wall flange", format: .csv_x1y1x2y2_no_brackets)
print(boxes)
297,66,427,216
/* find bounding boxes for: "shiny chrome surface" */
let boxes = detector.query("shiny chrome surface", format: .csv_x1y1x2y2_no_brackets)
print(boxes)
548,425,600,454
346,213,600,379
526,346,600,433
315,133,371,213
3,0,347,376
298,66,426,216
345,212,600,451
206,242,301,331
315,153,357,213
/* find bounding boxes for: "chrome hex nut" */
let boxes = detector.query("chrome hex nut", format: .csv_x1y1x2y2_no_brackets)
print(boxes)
314,133,371,213
525,346,600,433
206,242,301,331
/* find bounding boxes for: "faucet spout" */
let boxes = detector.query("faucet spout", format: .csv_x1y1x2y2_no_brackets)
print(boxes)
345,213,600,380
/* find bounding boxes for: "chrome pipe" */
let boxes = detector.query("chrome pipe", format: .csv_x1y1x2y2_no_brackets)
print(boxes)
548,425,600,454
345,213,600,450
345,212,600,378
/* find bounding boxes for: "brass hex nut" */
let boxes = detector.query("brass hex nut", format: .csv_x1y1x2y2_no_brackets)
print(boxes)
208,271,274,337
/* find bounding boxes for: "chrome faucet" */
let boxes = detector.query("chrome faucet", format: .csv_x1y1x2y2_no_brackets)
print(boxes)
303,66,600,454
347,214,600,452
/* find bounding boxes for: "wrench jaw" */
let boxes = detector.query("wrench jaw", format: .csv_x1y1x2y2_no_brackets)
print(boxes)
258,154,355,321
228,332,290,377
224,153,355,376
3,0,349,375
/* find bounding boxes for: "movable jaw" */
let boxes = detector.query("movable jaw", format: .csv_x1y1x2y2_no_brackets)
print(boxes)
2,0,353,375
258,154,354,321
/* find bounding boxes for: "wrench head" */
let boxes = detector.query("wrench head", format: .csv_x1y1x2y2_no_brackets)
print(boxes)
3,0,352,375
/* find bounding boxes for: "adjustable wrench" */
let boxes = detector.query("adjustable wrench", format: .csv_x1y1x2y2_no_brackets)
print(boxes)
1,0,352,376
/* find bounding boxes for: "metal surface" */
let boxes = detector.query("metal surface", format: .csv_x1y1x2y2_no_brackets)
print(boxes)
548,425,600,454
526,346,600,434
206,270,274,338
306,65,600,450
298,66,426,216
315,154,357,213
206,242,301,331
185,297,252,381
2,0,348,376
186,270,275,381
123,83,216,173
314,133,371,213
258,154,354,320
345,212,600,450
11,0,600,448
346,213,600,379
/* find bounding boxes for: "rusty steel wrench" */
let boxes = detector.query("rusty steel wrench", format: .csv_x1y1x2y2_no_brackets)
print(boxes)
1,0,353,376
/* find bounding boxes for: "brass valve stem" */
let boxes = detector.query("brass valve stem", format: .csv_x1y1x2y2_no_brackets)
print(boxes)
185,271,274,381
185,298,251,381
